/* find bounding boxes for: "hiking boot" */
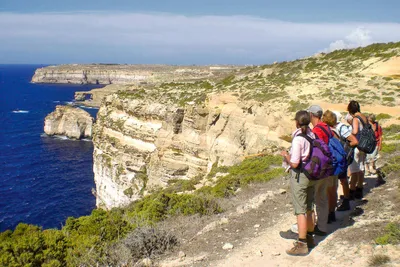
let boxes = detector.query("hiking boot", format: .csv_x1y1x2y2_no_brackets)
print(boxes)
286,241,308,256
327,212,336,224
354,187,363,199
313,225,327,236
349,189,355,201
280,230,298,240
337,199,350,211
306,234,315,249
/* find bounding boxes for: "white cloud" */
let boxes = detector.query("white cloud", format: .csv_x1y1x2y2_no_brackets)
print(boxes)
324,27,374,52
0,12,399,64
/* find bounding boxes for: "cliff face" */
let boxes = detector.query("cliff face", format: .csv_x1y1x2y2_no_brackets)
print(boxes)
89,43,400,209
31,65,238,85
44,105,94,139
93,92,291,209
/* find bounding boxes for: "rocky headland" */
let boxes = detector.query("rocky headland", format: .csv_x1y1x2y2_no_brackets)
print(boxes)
44,105,94,139
31,64,239,85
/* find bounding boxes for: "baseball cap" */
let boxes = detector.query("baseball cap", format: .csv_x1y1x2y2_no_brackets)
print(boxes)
332,111,342,122
307,105,323,116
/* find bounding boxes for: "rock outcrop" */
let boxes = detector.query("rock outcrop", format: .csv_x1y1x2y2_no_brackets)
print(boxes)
93,91,292,209
31,64,239,85
87,43,400,209
44,105,94,139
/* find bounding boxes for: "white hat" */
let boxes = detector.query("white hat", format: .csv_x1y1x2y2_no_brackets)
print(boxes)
332,111,342,122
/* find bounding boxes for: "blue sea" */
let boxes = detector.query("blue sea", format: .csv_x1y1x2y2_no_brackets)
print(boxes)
0,65,102,231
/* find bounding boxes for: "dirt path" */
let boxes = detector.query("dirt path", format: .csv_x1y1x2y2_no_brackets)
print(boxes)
160,167,400,267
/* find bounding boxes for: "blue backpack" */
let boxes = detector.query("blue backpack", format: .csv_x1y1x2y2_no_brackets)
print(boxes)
315,125,347,176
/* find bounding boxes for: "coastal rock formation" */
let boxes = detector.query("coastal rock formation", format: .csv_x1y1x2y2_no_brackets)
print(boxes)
44,105,94,139
93,92,291,209
31,64,239,85
88,43,400,209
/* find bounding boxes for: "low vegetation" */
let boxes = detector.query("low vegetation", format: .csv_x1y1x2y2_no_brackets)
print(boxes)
375,222,400,245
0,154,284,266
368,254,391,266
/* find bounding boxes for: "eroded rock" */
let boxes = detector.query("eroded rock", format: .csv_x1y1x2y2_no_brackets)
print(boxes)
44,105,94,140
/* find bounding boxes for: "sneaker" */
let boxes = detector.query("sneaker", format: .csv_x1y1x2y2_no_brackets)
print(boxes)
306,234,315,249
280,230,298,240
313,225,327,236
354,187,363,199
337,199,350,211
286,241,308,256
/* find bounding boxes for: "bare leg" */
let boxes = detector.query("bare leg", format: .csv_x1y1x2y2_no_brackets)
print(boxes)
340,178,350,198
297,214,307,239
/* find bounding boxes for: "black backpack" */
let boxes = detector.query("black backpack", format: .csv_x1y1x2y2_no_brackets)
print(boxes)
356,115,377,154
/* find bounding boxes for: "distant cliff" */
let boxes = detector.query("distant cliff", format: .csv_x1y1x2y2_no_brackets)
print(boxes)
31,64,239,85
44,105,94,139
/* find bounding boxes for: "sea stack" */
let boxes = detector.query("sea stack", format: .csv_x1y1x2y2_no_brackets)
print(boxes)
44,105,94,139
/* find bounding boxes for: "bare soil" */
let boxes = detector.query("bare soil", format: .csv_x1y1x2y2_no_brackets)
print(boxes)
156,153,400,267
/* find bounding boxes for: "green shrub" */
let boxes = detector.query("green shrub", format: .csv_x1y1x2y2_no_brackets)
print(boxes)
383,124,400,135
198,155,284,198
383,96,395,102
380,143,399,154
375,113,392,120
375,222,400,245
287,100,309,112
381,155,400,174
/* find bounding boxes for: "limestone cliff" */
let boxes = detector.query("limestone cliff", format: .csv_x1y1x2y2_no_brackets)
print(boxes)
93,91,291,209
92,42,400,209
31,64,239,85
44,105,94,139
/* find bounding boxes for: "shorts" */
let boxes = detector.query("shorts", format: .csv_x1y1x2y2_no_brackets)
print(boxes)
290,170,316,215
366,146,379,164
348,148,366,174
327,175,338,188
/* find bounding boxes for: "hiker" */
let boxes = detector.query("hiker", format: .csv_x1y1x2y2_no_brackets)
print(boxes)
281,110,316,256
331,111,358,210
308,105,332,235
325,111,358,212
347,100,368,199
365,114,383,176
321,110,339,222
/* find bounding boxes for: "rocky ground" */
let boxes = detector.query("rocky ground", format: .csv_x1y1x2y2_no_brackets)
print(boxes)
155,153,400,267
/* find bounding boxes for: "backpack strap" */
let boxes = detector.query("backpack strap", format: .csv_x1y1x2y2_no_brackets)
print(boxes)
297,133,314,165
339,124,345,139
355,115,367,127
375,122,379,133
315,124,333,139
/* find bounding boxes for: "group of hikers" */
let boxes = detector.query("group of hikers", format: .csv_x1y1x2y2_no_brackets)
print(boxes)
280,100,384,256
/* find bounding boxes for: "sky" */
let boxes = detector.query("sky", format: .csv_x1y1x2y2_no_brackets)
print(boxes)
1,0,400,64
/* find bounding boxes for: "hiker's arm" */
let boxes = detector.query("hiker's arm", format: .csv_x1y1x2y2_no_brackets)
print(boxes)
280,151,300,169
378,126,383,150
347,134,358,147
352,118,359,135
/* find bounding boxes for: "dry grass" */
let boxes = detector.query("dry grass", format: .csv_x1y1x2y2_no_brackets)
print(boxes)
368,254,391,266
